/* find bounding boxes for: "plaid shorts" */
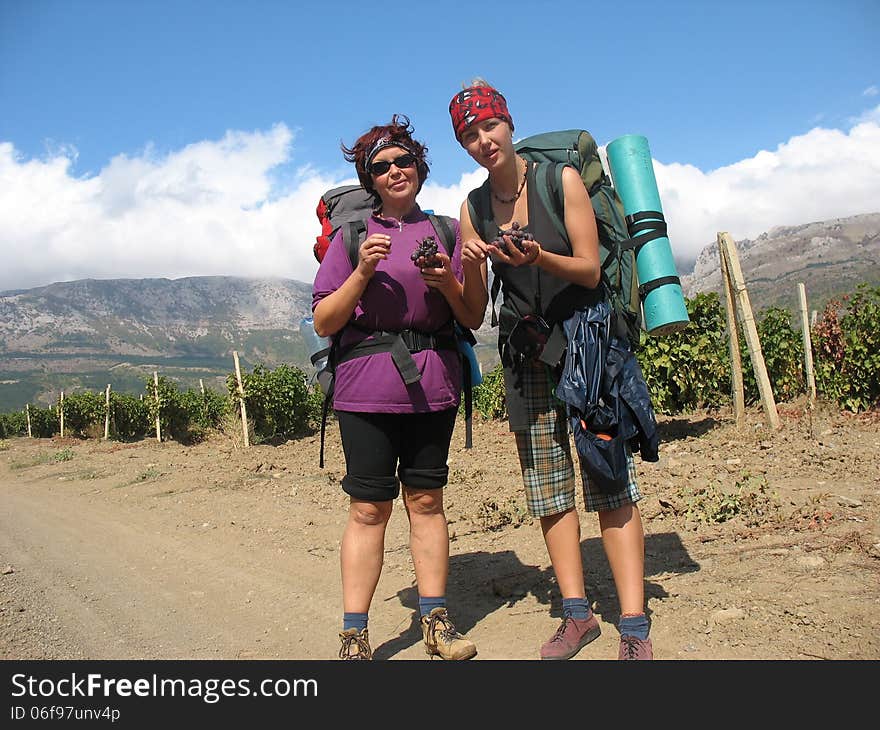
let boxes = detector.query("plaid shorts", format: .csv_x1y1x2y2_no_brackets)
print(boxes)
511,360,641,517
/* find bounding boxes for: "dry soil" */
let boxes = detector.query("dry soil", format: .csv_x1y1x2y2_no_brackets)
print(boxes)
2,398,879,661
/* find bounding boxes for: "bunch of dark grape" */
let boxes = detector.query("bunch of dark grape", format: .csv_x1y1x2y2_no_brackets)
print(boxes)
411,235,441,268
492,221,534,254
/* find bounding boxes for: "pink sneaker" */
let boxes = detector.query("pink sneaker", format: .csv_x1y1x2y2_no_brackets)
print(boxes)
540,615,601,660
618,635,653,660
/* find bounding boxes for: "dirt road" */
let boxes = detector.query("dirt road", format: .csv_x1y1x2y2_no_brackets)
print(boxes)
2,399,879,661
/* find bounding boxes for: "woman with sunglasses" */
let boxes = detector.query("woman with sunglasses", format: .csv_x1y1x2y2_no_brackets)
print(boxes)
448,81,653,660
313,114,488,660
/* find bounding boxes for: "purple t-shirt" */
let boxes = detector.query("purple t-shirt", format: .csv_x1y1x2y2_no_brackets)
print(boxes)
312,208,464,414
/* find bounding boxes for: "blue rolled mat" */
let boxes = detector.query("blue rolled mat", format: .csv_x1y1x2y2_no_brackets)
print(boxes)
606,135,689,336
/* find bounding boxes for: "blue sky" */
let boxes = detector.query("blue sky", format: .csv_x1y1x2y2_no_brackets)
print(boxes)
1,0,878,292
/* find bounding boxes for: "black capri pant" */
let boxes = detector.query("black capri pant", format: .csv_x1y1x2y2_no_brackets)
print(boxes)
335,408,458,502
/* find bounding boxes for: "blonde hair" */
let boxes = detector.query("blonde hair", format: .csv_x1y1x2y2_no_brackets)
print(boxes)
465,77,492,89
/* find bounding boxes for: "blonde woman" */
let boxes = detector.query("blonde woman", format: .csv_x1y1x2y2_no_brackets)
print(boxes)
448,81,653,660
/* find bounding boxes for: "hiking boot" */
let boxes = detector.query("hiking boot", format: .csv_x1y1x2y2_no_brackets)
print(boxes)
338,628,372,660
540,614,601,660
420,607,477,660
618,634,653,660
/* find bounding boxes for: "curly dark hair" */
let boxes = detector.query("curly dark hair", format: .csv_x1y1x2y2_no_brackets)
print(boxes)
341,114,429,209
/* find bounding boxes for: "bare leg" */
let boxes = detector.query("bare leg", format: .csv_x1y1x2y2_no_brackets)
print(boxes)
402,486,449,598
340,497,393,613
540,507,586,598
598,503,645,616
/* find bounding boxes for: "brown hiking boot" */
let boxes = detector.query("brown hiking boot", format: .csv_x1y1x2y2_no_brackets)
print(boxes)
618,634,653,660
338,627,372,660
540,614,601,660
420,607,477,660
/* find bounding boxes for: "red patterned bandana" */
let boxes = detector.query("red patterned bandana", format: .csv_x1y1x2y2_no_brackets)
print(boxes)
449,85,514,142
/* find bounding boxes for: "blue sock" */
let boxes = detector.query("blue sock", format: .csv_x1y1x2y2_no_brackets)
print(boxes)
419,596,446,618
562,597,591,620
343,612,368,632
619,613,650,640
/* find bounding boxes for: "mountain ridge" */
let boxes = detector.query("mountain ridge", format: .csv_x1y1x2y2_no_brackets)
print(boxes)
680,212,880,313
1,211,878,411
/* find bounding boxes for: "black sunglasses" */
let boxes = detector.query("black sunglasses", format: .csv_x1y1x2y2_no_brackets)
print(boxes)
368,153,417,176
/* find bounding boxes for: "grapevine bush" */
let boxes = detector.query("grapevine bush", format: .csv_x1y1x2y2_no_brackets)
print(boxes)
813,284,880,411
473,363,507,421
227,364,320,443
144,376,193,442
636,292,730,414
27,405,57,438
0,411,27,438
109,392,151,441
178,387,231,435
62,391,107,438
739,306,805,404
1,284,876,445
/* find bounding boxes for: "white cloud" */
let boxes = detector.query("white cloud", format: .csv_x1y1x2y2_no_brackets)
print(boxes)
864,85,878,97
652,107,880,265
1,108,879,292
0,126,350,291
419,168,487,219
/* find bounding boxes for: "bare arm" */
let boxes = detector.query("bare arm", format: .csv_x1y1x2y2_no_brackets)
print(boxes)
557,165,602,288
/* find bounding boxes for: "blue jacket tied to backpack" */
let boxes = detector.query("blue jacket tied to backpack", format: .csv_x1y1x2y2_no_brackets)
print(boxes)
555,300,659,495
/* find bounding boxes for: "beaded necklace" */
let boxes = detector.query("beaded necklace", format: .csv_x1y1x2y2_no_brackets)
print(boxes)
491,157,527,204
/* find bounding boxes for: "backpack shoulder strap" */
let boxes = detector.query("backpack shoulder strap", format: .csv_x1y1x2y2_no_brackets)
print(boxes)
342,220,368,269
426,213,456,257
466,180,493,244
343,215,456,265
466,194,481,241
324,217,366,467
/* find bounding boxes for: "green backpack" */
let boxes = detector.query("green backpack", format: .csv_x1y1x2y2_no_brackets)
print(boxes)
469,129,643,347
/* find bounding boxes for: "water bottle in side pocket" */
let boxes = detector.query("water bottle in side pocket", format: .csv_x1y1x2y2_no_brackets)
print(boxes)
299,315,332,393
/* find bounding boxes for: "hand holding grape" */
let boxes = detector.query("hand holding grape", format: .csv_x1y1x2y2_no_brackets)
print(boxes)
411,235,442,269
491,221,534,254
489,222,541,267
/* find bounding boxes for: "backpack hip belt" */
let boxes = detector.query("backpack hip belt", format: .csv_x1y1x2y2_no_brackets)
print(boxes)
335,326,458,386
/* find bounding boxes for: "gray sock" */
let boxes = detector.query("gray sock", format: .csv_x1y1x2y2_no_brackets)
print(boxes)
562,597,591,620
619,613,649,640
343,612,368,632
419,596,446,618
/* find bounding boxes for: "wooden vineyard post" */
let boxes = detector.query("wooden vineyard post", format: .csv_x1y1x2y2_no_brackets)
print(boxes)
798,283,817,406
233,351,250,448
104,384,111,440
59,390,65,438
153,371,162,443
717,234,744,426
718,232,780,430
26,404,32,438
